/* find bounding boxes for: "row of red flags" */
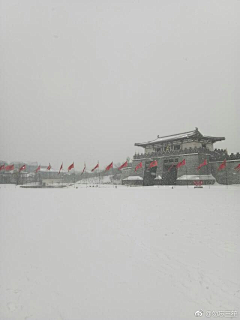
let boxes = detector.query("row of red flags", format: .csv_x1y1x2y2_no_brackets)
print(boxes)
0,161,128,174
47,160,126,174
134,159,240,172
0,159,240,173
134,159,187,172
0,164,26,172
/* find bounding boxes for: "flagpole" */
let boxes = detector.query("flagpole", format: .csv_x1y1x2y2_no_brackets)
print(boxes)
198,155,200,184
112,162,114,187
84,167,86,187
142,161,145,187
74,163,76,188
186,162,188,189
225,160,228,189
37,166,39,186
206,160,210,189
61,163,63,187
98,161,100,186
85,163,87,188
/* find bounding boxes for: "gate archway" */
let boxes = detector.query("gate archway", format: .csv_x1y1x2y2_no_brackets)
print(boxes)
162,158,179,185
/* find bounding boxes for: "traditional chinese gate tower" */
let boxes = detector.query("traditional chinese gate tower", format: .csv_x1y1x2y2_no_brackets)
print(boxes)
122,128,228,186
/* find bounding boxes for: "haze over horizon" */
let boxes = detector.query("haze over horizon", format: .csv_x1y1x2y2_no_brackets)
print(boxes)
1,0,239,170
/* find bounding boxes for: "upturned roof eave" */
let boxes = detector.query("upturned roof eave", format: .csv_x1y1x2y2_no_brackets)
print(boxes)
202,136,225,143
135,134,225,148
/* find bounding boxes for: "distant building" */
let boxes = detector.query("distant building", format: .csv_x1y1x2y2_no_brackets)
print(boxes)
122,128,240,186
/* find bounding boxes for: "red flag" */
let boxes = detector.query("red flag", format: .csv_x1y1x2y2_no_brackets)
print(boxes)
91,163,99,172
47,163,51,171
58,163,63,174
176,159,186,169
105,162,113,171
149,160,158,169
5,164,14,171
197,159,207,170
218,159,226,171
234,163,240,171
168,164,174,172
19,164,26,172
0,165,5,171
135,162,142,172
36,165,40,172
118,161,128,170
68,162,74,172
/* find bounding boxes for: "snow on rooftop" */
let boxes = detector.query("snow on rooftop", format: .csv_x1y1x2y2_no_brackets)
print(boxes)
39,168,60,173
135,129,225,147
151,131,195,143
135,130,196,146
122,176,143,181
154,175,162,180
77,175,113,184
177,174,216,181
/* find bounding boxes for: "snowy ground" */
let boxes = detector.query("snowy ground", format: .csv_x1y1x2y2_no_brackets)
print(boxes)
0,184,239,320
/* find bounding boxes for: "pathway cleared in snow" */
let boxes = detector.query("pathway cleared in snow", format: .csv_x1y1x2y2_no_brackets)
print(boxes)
0,185,239,320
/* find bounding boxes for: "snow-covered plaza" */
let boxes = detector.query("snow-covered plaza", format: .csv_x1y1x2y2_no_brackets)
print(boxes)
0,184,239,320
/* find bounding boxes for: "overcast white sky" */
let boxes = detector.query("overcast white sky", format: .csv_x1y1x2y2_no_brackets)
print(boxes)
0,0,239,170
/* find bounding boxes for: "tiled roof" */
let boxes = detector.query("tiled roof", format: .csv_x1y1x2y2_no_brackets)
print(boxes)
135,129,225,147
